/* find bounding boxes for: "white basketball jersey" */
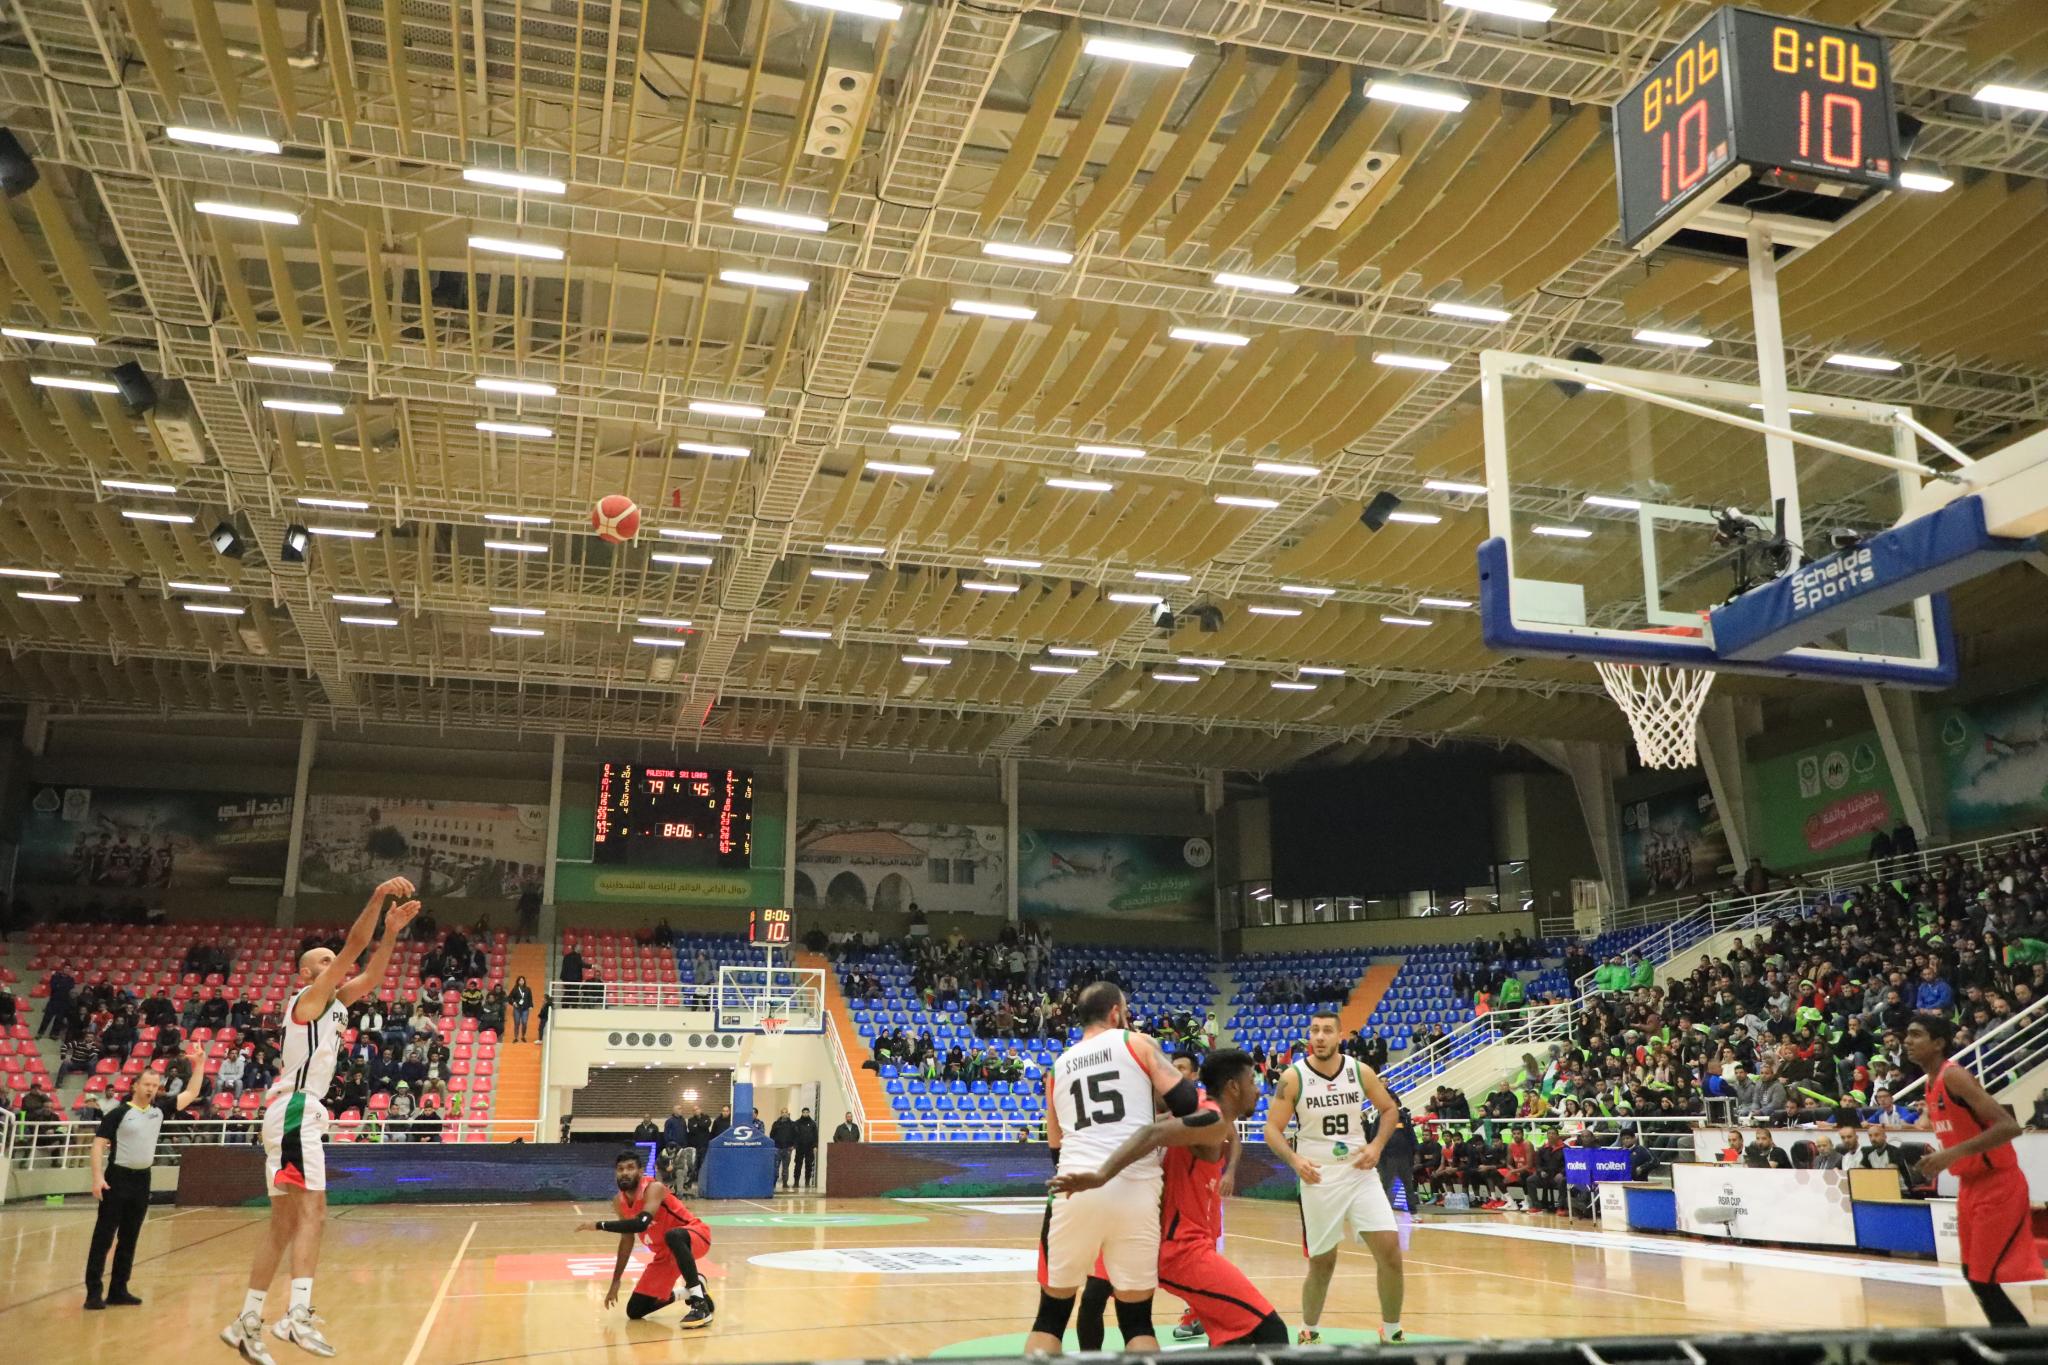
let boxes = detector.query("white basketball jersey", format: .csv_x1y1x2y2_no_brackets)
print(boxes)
1291,1056,1370,1164
1051,1028,1162,1183
269,985,348,1102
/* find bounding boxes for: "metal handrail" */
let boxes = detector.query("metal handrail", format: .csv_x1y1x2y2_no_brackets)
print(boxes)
824,1013,868,1132
6,1115,544,1171
1894,991,2048,1104
549,980,720,1011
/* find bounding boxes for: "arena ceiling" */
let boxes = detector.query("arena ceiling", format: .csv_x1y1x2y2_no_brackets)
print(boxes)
0,0,2043,774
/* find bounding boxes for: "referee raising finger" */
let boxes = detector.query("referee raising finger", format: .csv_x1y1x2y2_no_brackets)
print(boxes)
85,1041,203,1310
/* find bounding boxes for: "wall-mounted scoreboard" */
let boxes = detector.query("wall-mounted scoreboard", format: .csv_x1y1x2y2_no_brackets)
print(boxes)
593,763,753,869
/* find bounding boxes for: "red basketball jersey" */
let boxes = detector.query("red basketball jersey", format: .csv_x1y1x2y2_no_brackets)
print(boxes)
618,1176,706,1249
1927,1059,2020,1182
1161,1098,1227,1245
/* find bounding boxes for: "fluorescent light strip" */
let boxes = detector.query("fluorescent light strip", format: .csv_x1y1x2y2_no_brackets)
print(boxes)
918,637,970,648
689,399,765,419
4,326,95,345
1424,479,1488,496
1899,170,1954,193
476,421,553,438
1214,494,1279,509
184,603,246,616
983,555,1042,569
1975,83,2048,114
334,593,393,605
1364,79,1470,112
1246,604,1303,617
1280,585,1335,597
809,567,869,581
1212,271,1297,295
31,375,119,393
982,241,1073,265
298,495,370,510
262,398,346,415
0,567,61,580
485,513,552,526
1386,510,1442,524
462,167,566,194
1076,444,1144,460
902,654,952,667
166,580,233,594
340,615,399,627
1429,300,1514,323
1170,326,1249,347
866,461,934,477
950,299,1036,321
961,579,1020,593
632,635,687,648
637,616,694,629
491,626,544,638
484,539,547,553
307,526,376,539
1827,353,1902,371
248,355,335,373
660,529,723,542
1046,477,1112,492
1151,672,1199,683
1531,525,1592,539
1046,647,1098,658
1082,35,1194,68
1107,592,1163,605
468,235,565,261
1418,596,1473,610
720,268,810,293
1178,656,1225,668
1381,614,1433,627
887,422,960,440
1445,0,1555,20
1298,666,1346,677
1583,495,1643,510
733,206,831,232
1271,680,1317,691
120,509,196,524
195,200,299,225
1030,663,1080,675
653,553,715,567
788,0,903,18
1133,570,1191,583
677,441,751,458
1634,328,1712,348
101,478,179,495
16,590,80,603
167,126,282,154
823,542,886,555
476,377,556,397
1253,461,1319,478
489,605,546,618
1374,351,1452,372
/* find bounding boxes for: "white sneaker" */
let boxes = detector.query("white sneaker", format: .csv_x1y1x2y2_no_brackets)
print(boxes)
221,1314,278,1365
272,1307,338,1357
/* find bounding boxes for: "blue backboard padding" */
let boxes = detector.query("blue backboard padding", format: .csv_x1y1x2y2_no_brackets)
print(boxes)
1712,494,2037,661
1476,537,1961,689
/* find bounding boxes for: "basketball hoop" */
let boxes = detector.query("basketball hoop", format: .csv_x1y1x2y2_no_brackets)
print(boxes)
758,1016,786,1034
1595,622,1716,769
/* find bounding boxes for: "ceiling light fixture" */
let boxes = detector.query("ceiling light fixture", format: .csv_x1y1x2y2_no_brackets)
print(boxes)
167,126,283,154
1584,494,1644,510
468,235,565,261
676,441,751,458
1373,351,1452,372
1424,479,1487,496
195,200,299,225
120,509,196,524
334,593,393,605
476,421,553,438
3,326,95,345
1076,444,1144,460
1152,671,1199,683
1444,0,1556,20
1046,646,1099,658
950,299,1036,320
489,605,546,617
491,625,544,638
484,539,548,553
1214,494,1279,509
1030,663,1080,675
886,422,960,440
660,529,724,542
0,567,60,580
184,602,247,616
297,495,371,510
1827,352,1902,371
779,627,833,640
1280,584,1335,597
823,542,886,555
1253,461,1319,478
101,478,179,495
982,241,1074,265
1045,477,1112,492
16,590,81,603
1381,614,1433,627
632,635,687,648
983,555,1042,569
1531,525,1593,539
1247,604,1303,617
1634,328,1713,348
733,206,831,232
1298,665,1346,676
1178,656,1225,668
1212,271,1298,295
475,377,557,398
1364,79,1470,112
960,579,1020,593
1898,169,1954,193
1418,596,1473,609
462,167,567,194
688,399,765,419
719,268,810,293
340,615,399,627
484,513,552,526
1082,35,1195,68
918,636,970,648
247,354,335,373
652,552,715,567
262,398,346,415
31,374,119,393
1271,680,1317,691
307,526,376,539
1133,570,1192,583
1429,301,1514,323
1108,592,1164,605
637,616,693,628
788,0,904,18
865,461,935,477
902,654,953,667
166,580,234,594
808,567,870,581
1170,326,1249,347
1386,510,1442,524
1975,83,2048,114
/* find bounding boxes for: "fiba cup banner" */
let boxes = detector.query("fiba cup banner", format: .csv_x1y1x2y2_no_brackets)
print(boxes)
15,785,294,891
1016,829,1214,920
1672,1164,1856,1247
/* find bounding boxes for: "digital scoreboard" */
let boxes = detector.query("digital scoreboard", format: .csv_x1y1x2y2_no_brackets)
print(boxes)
592,763,753,869
1615,6,1898,255
748,906,793,948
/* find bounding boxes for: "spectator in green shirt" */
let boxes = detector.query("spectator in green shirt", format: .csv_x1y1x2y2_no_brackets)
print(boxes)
1593,956,1631,993
1629,954,1655,990
1498,975,1526,1009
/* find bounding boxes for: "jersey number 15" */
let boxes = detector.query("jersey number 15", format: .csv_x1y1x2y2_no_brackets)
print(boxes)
1067,1073,1128,1130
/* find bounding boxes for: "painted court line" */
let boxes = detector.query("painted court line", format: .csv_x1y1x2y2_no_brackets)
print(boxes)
1423,1221,1964,1286
401,1219,477,1365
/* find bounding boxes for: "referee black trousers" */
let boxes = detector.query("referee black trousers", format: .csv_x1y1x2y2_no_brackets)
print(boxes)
85,1167,152,1295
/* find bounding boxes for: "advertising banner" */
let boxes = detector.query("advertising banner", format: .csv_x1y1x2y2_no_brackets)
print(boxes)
1752,731,1904,869
15,785,292,890
1564,1147,1635,1187
1017,830,1213,920
794,820,1006,916
1939,681,2048,831
1671,1163,1855,1246
1618,784,1733,899
297,795,547,900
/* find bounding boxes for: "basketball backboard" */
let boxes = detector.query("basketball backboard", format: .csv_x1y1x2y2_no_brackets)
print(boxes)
715,964,826,1035
1474,348,1957,688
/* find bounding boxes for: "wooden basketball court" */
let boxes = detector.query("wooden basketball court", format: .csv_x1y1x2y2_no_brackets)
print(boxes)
1,1194,2013,1362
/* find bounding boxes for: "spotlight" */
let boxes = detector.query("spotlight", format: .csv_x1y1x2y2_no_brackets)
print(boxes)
1187,603,1225,634
0,128,38,197
1555,344,1605,399
1361,491,1403,532
1151,602,1176,632
110,361,158,413
1827,528,1864,553
209,521,245,558
281,524,310,563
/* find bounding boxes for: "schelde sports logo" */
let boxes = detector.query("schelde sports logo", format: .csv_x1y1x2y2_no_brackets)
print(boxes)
1788,546,1878,614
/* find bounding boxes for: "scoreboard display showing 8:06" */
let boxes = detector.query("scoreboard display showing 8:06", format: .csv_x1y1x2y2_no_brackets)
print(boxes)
1615,6,1898,252
593,763,754,869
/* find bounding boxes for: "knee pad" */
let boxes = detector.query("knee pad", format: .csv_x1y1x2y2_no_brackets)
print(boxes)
1113,1295,1156,1344
1239,1312,1289,1346
1032,1289,1076,1340
624,1293,662,1321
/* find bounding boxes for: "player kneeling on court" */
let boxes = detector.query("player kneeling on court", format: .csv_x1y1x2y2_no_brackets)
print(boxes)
577,1150,715,1329
1051,1049,1288,1348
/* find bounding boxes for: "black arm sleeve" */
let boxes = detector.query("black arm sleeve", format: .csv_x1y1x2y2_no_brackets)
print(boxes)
595,1212,652,1235
1163,1076,1200,1117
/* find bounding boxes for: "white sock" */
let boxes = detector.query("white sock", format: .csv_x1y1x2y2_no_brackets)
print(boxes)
686,1282,706,1300
290,1278,314,1313
241,1289,267,1320
1384,1321,1403,1337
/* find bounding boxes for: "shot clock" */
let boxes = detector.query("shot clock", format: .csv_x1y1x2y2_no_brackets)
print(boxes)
1615,6,1898,254
748,906,793,948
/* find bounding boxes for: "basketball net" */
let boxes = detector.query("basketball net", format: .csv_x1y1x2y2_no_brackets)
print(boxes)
1596,659,1715,769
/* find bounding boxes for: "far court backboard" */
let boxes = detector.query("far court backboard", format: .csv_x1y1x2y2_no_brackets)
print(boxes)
1474,348,1955,688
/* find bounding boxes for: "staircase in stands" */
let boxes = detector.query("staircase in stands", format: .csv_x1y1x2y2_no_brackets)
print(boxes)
805,951,899,1137
490,940,548,1140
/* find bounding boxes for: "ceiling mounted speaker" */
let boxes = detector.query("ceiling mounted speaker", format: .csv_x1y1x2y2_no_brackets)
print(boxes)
1312,149,1401,230
0,128,38,198
111,361,158,413
805,68,871,160
1361,490,1402,531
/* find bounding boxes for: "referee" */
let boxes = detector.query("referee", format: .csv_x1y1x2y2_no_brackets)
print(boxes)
85,1042,202,1309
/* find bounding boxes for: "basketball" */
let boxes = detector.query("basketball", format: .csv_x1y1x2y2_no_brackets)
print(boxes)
590,494,640,544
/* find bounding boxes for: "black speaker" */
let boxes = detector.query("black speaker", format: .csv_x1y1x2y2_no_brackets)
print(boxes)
1554,344,1605,400
1361,490,1402,532
0,128,37,198
209,521,245,558
281,524,310,563
110,361,158,413
1896,112,1925,161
